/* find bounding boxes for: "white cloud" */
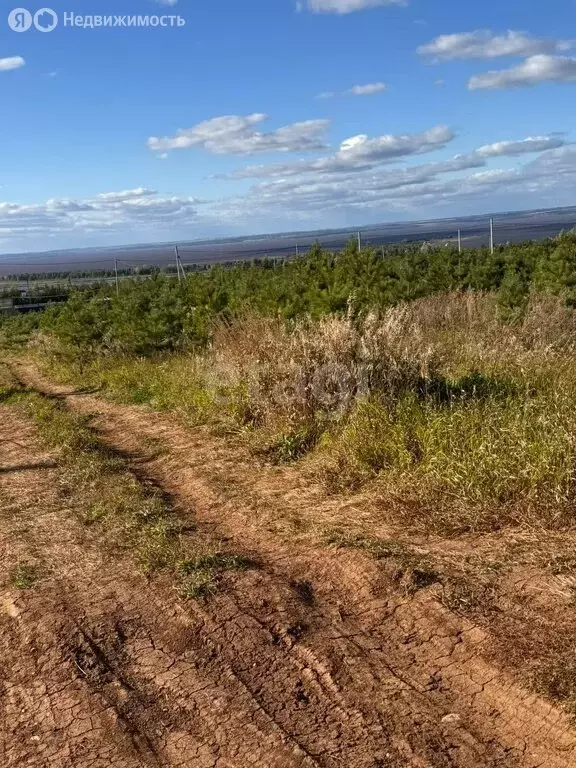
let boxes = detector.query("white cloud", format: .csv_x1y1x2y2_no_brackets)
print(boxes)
96,187,157,203
0,56,25,72
347,82,387,95
475,136,566,157
418,30,572,61
212,143,576,223
147,114,330,155
154,0,178,5
2,126,572,247
300,0,405,13
0,190,201,241
225,125,455,179
205,130,574,227
318,82,387,98
469,54,576,89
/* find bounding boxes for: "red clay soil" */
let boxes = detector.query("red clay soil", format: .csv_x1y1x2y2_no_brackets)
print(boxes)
1,359,576,767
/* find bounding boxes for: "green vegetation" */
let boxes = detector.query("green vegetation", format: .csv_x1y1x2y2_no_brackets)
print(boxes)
4,232,576,534
177,553,255,598
10,562,40,590
2,232,574,356
9,386,254,596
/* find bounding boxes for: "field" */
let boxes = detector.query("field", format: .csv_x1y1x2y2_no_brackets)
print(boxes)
1,203,575,279
3,234,576,766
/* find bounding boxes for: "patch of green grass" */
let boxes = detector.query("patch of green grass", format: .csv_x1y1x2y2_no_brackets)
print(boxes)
322,389,576,533
42,354,219,425
11,562,40,590
261,421,324,463
176,553,256,599
0,386,23,404
15,389,255,597
0,362,24,403
179,569,218,599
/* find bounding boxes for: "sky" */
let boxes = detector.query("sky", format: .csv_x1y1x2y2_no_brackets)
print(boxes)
1,0,576,253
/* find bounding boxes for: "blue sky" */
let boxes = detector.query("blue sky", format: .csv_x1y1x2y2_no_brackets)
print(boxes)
1,0,576,253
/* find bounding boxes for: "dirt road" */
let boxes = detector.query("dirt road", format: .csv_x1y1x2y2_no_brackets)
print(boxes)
2,360,576,767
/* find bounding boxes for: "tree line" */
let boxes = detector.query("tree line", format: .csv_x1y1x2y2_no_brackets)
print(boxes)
3,231,576,358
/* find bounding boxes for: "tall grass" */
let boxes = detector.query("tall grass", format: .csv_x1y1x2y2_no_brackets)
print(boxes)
38,292,576,533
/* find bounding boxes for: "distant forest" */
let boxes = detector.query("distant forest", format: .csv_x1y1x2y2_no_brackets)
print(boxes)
2,231,576,356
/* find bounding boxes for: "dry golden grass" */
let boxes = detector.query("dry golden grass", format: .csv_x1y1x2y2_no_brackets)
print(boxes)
34,291,576,534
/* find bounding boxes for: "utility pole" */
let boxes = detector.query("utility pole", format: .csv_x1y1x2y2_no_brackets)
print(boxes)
357,231,362,252
490,218,495,255
175,246,183,282
457,229,462,254
114,257,119,297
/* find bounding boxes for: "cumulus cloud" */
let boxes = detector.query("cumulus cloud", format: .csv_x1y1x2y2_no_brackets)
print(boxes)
226,125,455,180
475,136,566,157
147,114,330,155
0,56,25,71
300,0,405,14
218,147,576,222
0,189,201,241
206,131,574,226
96,187,157,203
469,54,576,89
3,129,573,247
418,30,572,62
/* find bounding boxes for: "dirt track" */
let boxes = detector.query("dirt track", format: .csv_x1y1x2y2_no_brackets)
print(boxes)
2,360,576,767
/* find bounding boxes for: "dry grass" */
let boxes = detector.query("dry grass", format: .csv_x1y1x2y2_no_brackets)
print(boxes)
36,291,576,534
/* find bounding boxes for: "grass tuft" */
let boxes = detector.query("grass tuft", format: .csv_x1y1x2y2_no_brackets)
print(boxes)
11,562,40,590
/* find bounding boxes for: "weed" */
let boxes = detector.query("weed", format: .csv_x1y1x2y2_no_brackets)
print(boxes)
325,529,439,593
177,553,255,599
179,569,217,599
11,562,40,590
